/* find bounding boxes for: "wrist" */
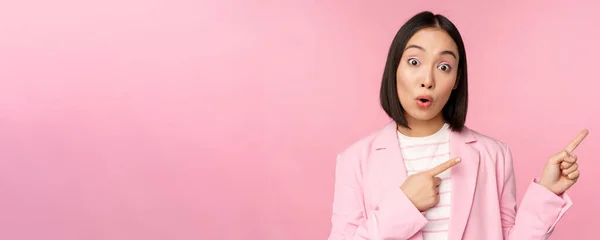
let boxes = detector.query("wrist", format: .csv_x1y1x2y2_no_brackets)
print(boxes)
535,178,560,195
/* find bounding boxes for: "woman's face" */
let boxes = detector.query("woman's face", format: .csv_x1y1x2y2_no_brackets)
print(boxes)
396,27,459,123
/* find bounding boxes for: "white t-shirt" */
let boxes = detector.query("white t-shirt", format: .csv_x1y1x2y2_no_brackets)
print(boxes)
397,123,451,240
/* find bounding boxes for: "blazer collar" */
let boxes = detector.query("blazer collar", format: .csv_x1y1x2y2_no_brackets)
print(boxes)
372,121,480,240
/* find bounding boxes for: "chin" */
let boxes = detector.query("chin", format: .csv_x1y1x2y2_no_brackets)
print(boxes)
406,108,440,121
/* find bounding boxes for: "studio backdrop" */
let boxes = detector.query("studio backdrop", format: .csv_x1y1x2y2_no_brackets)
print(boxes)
0,0,598,239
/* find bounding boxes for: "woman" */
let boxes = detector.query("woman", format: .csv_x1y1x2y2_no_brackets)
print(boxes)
328,11,588,240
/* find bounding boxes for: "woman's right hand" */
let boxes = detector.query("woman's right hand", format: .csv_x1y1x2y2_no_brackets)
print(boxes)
400,157,461,212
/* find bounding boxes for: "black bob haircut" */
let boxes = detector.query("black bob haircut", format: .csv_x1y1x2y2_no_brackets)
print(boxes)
379,11,468,132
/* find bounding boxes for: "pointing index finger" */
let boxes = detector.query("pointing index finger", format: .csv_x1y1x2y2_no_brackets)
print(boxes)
427,157,461,176
565,129,589,153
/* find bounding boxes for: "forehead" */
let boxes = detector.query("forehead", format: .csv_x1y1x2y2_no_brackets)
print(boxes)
405,28,458,53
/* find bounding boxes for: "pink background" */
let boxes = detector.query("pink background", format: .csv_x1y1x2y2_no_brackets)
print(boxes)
1,0,599,239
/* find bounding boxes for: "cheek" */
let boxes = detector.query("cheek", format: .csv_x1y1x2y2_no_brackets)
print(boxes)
395,66,414,91
436,75,457,98
396,76,410,90
395,76,413,104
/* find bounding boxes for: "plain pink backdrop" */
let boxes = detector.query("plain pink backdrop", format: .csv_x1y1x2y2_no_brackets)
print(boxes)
1,0,599,239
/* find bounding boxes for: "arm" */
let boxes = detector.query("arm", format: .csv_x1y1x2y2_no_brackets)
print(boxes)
328,152,428,240
499,145,573,240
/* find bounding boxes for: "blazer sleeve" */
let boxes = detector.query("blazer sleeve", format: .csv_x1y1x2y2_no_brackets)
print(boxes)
499,145,573,240
328,152,428,240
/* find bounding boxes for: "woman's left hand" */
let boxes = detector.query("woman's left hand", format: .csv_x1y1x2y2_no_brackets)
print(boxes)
539,129,589,195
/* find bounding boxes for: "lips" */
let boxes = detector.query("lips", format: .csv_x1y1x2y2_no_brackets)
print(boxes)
416,95,433,109
417,95,432,102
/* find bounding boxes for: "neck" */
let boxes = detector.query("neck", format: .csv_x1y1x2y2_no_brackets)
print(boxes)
397,114,446,137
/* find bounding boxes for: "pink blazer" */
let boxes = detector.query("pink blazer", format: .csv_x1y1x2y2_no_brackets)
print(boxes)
328,122,572,240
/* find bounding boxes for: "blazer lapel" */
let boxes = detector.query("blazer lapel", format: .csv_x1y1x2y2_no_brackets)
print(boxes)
371,121,409,198
371,122,479,240
448,128,480,240
371,121,424,239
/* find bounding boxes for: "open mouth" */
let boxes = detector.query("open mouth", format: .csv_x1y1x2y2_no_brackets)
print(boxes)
416,95,433,108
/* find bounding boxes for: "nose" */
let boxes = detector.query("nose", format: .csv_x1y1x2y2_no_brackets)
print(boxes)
420,69,434,89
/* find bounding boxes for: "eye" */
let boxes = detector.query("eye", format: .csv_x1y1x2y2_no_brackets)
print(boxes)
408,58,420,66
438,63,451,72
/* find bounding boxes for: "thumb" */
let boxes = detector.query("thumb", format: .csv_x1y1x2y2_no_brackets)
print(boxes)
549,150,571,165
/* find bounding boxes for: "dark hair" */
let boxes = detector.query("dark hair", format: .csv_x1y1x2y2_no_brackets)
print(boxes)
379,11,468,132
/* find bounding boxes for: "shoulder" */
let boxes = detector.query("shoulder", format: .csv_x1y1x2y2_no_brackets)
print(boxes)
337,127,384,159
332,123,396,183
464,126,511,153
335,123,394,165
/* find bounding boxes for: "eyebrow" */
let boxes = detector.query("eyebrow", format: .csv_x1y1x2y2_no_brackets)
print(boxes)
404,44,458,59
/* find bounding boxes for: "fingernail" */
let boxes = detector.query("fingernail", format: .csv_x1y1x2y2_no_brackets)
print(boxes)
456,158,461,162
